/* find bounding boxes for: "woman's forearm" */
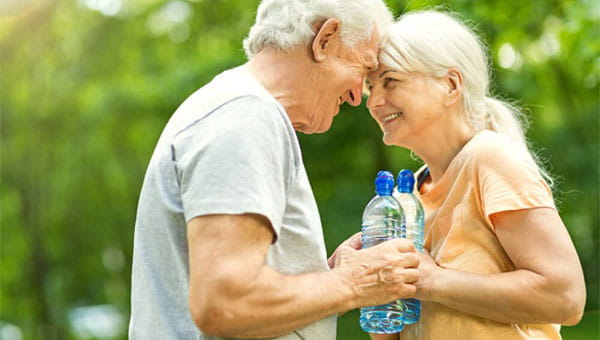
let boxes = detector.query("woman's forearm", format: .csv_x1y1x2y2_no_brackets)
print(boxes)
423,266,582,325
416,208,585,326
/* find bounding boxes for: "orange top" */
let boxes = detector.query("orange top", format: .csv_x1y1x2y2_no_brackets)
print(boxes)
403,130,561,340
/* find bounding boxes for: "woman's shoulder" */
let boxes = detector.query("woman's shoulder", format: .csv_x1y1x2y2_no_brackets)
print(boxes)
469,130,513,149
463,130,538,176
464,130,528,161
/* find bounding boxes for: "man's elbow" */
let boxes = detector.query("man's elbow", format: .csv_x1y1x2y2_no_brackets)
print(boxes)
190,300,235,337
189,269,257,336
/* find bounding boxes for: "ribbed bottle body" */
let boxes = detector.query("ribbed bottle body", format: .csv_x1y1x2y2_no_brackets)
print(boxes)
394,169,425,325
359,194,406,334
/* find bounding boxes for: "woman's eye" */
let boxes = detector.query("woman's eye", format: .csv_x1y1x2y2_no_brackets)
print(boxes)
383,78,398,87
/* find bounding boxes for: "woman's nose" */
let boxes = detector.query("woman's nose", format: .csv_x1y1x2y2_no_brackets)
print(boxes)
366,90,384,111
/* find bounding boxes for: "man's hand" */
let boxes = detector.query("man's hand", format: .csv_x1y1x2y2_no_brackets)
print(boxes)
331,238,420,310
187,215,419,337
328,232,362,268
370,333,400,340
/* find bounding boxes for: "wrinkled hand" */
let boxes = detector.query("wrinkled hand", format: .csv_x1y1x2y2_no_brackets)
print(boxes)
332,238,420,310
370,333,400,340
328,232,362,269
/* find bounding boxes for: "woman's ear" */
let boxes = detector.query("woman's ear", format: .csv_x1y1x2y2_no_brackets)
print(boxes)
444,68,463,107
311,18,340,63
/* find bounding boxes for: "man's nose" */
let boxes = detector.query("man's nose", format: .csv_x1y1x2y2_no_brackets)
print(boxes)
347,86,363,107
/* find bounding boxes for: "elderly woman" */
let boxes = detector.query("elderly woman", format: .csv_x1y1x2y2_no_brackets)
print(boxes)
364,11,586,340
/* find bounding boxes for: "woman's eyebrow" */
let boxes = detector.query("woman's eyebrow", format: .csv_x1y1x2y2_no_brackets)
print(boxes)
379,70,396,78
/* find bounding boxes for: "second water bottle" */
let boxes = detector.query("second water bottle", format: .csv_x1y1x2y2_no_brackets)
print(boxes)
394,169,425,324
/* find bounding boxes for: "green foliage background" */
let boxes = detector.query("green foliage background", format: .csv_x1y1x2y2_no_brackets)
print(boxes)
1,0,598,339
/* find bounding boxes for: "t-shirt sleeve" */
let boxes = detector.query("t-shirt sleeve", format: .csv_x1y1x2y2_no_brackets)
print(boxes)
475,136,555,224
171,95,293,239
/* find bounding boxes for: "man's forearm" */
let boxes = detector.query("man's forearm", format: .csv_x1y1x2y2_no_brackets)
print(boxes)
188,213,419,339
193,265,352,338
193,238,419,338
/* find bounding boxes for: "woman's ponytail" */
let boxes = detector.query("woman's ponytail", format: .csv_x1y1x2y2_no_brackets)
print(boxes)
482,96,554,187
482,97,528,148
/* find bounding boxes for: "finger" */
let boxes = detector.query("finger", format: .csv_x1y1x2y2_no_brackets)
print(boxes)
389,238,416,252
382,253,420,270
398,282,417,297
370,251,420,270
401,252,420,268
348,232,362,249
382,266,420,285
376,238,415,253
401,268,419,283
327,254,335,268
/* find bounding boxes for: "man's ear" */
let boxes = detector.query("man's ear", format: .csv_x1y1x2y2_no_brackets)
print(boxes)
444,68,463,107
311,18,340,63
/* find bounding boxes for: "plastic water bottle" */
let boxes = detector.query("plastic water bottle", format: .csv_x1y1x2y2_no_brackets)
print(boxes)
393,169,424,324
359,170,406,334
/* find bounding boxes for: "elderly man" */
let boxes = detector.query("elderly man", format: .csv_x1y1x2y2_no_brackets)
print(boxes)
129,0,419,339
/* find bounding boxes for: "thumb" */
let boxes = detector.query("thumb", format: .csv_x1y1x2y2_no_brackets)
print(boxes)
348,232,362,250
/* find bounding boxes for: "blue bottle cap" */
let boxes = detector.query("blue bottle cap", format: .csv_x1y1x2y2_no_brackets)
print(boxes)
375,170,394,196
397,169,415,193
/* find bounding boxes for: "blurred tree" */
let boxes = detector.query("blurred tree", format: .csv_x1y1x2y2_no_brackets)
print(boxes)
1,0,597,339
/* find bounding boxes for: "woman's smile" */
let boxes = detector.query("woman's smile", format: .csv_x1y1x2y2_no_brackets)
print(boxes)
382,112,401,124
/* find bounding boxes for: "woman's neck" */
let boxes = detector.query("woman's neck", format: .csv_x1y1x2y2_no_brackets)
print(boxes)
411,119,475,185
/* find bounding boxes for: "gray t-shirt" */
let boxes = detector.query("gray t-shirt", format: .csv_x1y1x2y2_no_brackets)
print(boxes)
129,66,336,340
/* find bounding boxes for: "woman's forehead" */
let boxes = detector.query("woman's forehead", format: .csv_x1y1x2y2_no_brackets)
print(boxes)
367,66,401,80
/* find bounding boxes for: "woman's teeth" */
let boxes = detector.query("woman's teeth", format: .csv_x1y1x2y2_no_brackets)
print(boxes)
383,113,400,123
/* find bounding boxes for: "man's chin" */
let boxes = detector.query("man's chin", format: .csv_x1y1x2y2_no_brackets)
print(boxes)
293,112,335,134
315,118,335,134
298,127,330,135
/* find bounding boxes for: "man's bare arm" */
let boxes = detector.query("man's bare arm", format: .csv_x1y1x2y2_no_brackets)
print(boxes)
187,213,419,338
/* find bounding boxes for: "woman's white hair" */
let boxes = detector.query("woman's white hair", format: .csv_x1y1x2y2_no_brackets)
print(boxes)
243,0,393,59
380,10,553,186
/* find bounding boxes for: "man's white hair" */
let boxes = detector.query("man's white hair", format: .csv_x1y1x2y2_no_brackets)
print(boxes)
243,0,393,59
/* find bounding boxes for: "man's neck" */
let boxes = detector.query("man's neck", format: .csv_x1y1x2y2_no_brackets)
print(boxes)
246,47,318,126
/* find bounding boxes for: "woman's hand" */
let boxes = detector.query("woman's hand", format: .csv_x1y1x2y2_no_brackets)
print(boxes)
413,249,441,301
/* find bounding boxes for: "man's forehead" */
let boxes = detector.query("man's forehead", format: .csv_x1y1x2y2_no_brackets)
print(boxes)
364,45,379,67
360,32,380,62
367,29,381,63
